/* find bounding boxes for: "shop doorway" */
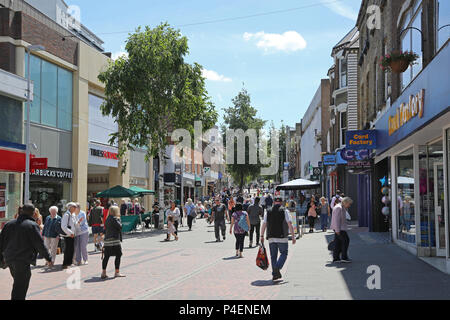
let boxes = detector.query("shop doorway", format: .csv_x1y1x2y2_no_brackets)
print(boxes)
434,163,446,256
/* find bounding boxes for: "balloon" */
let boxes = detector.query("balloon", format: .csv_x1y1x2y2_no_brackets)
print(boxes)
382,207,390,216
381,187,390,195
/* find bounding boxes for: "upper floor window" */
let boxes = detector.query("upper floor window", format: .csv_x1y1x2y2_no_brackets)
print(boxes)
400,0,423,91
339,58,348,88
25,54,73,131
437,0,450,51
340,112,347,147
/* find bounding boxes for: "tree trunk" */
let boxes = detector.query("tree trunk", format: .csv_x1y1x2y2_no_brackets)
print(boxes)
158,151,165,229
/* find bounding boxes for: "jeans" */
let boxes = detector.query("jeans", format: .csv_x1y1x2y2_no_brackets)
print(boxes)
269,242,289,276
187,215,195,229
8,261,32,300
214,220,226,240
249,223,261,244
320,214,329,230
63,236,75,267
44,237,59,264
234,233,245,252
74,232,89,264
333,231,350,261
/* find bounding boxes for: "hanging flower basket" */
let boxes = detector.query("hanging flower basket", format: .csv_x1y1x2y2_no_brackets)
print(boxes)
379,51,419,73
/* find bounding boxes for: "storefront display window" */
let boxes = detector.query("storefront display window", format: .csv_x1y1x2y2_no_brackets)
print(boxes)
0,172,21,226
418,142,444,251
30,180,71,220
397,148,415,244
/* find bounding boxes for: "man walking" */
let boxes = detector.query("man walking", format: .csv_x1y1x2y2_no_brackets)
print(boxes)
61,202,77,269
89,200,105,252
0,204,53,300
260,197,296,281
184,199,196,231
330,190,342,210
247,197,263,248
330,197,353,263
265,193,273,210
211,197,228,242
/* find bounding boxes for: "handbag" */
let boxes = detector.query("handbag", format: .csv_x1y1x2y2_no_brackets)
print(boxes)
346,211,351,221
256,244,269,270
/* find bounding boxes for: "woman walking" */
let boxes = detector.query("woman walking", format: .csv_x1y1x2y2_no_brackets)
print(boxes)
101,206,125,279
307,197,317,233
42,206,61,267
319,197,330,232
227,197,236,223
165,201,180,240
229,203,250,258
74,203,89,265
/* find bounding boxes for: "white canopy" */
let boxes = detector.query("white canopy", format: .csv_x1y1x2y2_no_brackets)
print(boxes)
276,178,321,191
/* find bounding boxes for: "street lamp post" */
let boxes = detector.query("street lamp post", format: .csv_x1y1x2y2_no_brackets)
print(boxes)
24,45,45,204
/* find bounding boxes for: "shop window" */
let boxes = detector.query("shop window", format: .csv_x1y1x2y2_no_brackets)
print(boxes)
0,95,23,144
396,148,416,244
0,173,21,222
400,1,423,91
25,54,73,131
437,0,450,51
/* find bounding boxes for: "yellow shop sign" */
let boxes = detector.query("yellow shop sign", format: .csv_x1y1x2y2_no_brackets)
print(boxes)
388,89,425,136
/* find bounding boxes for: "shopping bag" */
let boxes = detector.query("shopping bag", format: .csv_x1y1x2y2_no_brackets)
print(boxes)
256,244,269,271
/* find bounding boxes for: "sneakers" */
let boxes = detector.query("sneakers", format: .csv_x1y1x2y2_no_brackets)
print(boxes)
272,270,282,281
249,242,253,248
341,258,352,263
236,250,239,257
332,259,342,263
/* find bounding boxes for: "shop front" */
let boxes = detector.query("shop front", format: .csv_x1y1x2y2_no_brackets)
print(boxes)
30,167,72,220
374,42,450,271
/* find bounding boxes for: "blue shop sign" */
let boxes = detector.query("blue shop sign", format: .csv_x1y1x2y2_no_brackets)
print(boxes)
375,42,450,155
336,148,375,165
346,130,377,150
323,154,336,165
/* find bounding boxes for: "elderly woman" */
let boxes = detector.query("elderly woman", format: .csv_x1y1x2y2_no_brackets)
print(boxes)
74,203,89,266
101,206,124,279
330,197,353,263
42,206,61,267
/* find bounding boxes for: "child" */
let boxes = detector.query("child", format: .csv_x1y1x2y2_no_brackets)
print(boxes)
165,216,178,241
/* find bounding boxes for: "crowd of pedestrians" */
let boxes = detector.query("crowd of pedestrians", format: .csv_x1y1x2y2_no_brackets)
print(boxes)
0,185,354,300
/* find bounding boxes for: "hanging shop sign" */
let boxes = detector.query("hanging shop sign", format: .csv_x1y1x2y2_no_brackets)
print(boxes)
336,148,375,165
347,160,373,171
323,154,336,166
346,130,377,150
312,167,322,176
31,167,73,182
388,89,424,136
30,158,48,171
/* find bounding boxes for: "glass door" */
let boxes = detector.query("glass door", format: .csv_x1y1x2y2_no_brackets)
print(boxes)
434,163,446,256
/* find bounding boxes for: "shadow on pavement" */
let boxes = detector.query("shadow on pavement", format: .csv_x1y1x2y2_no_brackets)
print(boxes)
251,280,289,287
84,276,115,283
222,256,239,261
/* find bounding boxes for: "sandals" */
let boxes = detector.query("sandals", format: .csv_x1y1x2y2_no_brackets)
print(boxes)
101,273,108,280
114,273,126,278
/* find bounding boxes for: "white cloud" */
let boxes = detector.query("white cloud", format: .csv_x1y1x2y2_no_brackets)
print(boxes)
243,31,307,53
202,69,232,82
320,0,358,21
111,46,128,60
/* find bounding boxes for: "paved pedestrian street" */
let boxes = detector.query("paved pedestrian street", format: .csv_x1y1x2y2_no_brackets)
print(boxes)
1,219,449,300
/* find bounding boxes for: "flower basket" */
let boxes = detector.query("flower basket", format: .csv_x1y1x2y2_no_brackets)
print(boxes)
380,51,419,73
390,59,410,73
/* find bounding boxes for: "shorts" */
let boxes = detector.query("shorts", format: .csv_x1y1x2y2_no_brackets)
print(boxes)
92,226,104,234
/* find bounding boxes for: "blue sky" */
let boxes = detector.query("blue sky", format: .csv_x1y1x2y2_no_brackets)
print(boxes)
69,0,362,129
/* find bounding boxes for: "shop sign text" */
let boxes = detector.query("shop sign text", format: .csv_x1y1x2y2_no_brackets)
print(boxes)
388,89,425,136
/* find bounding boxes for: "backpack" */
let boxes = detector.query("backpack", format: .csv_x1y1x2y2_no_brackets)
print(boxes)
238,213,249,232
256,244,269,270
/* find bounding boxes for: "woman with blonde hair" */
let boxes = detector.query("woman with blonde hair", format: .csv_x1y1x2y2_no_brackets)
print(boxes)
101,206,124,279
33,208,43,233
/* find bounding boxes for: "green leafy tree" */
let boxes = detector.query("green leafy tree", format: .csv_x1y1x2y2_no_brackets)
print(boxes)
223,89,266,191
98,23,217,225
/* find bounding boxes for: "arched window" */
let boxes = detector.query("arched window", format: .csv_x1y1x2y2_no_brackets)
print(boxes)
437,0,450,51
400,0,423,90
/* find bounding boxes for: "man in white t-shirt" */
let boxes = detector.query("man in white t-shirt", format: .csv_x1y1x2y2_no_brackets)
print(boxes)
260,197,296,282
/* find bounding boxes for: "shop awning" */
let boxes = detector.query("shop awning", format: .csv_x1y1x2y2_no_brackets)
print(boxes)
96,185,140,198
0,140,28,172
276,178,320,191
129,186,155,196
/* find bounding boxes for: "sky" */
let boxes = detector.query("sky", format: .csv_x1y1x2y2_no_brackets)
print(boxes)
68,0,363,129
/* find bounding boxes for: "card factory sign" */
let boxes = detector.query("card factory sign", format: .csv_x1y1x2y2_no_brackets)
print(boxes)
388,89,425,136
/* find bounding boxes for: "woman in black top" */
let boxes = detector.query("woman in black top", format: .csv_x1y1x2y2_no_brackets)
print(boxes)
101,206,124,279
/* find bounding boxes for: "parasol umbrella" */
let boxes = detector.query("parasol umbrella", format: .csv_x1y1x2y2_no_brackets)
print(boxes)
129,186,155,196
96,185,140,198
276,178,320,191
